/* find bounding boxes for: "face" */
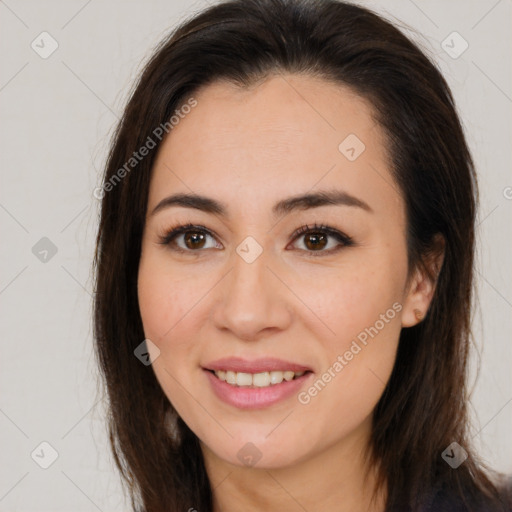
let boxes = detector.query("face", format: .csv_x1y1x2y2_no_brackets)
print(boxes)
137,74,426,470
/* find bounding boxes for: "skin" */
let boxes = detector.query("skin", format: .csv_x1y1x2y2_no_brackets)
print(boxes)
137,74,441,512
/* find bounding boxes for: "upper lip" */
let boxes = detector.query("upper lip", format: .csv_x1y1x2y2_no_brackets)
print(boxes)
203,357,313,374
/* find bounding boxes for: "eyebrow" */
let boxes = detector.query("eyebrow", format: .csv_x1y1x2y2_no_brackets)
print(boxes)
150,189,373,218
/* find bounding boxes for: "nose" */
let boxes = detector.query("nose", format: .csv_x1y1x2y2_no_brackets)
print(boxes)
211,244,293,341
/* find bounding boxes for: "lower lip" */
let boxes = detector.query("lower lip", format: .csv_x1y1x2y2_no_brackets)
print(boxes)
204,369,312,409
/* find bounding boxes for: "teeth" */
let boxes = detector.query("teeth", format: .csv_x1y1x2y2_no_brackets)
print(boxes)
213,369,306,387
236,372,253,386
270,371,284,385
253,372,270,387
283,371,295,381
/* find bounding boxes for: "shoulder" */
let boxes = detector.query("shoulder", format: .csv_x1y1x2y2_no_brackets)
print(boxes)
423,474,512,512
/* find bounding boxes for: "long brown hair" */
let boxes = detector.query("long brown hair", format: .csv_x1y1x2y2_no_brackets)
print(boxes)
92,0,508,510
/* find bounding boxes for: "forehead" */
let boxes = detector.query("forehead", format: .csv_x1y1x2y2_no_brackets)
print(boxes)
148,74,401,220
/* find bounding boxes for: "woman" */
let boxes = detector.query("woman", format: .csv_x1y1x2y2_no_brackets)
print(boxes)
92,0,512,510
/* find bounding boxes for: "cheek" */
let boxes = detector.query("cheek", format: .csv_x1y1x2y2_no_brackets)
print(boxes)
137,253,204,414
137,265,172,343
294,259,403,348
137,250,205,344
296,298,402,448
291,256,403,425
137,250,216,408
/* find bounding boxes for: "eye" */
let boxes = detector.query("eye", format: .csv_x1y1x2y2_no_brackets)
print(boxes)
289,223,353,256
157,223,222,252
157,221,353,256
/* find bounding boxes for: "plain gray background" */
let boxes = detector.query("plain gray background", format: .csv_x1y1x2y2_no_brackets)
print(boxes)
1,0,511,510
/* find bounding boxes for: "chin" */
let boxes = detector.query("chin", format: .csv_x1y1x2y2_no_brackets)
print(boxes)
200,430,310,470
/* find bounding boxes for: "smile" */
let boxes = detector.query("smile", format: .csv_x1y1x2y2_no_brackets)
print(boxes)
212,369,306,387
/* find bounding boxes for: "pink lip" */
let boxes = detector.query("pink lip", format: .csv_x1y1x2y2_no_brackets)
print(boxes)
203,356,312,374
204,369,313,409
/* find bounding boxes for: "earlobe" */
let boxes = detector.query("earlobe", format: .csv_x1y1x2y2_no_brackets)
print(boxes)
413,308,424,322
401,267,431,327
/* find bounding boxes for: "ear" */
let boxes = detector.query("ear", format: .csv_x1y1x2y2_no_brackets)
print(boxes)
401,234,445,327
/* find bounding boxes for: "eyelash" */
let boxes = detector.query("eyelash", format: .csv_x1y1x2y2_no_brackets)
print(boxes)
157,221,354,257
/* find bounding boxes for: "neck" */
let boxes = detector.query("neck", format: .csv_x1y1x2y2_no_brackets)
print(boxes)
201,417,386,512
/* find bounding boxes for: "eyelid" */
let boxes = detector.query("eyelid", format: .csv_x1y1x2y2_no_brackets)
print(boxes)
157,223,220,250
289,223,351,244
157,221,353,255
288,222,353,255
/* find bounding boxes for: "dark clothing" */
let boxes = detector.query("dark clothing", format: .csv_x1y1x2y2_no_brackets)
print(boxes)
419,474,512,512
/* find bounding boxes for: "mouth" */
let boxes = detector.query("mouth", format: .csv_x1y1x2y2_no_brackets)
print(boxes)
202,357,314,409
206,369,312,388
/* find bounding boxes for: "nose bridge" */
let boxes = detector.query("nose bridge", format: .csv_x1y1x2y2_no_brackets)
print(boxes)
212,238,291,339
229,239,274,312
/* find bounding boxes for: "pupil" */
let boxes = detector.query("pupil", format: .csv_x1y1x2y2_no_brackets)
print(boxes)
185,232,205,249
306,233,327,250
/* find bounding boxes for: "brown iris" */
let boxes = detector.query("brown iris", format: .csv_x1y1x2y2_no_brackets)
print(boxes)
304,232,328,251
184,231,207,250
